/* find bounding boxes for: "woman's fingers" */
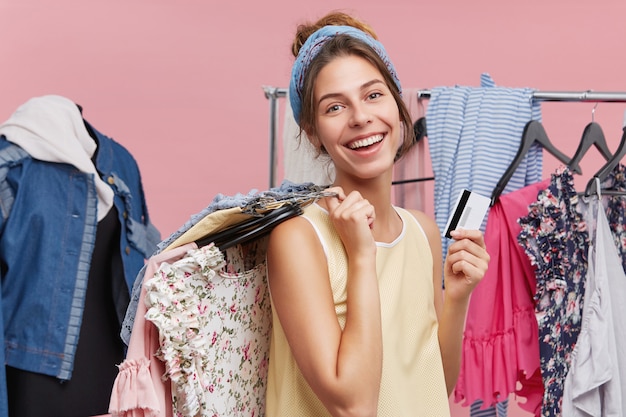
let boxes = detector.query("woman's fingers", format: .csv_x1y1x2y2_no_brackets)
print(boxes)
445,229,490,286
326,189,375,228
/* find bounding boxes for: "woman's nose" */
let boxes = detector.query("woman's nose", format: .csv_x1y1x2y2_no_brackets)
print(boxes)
349,103,373,127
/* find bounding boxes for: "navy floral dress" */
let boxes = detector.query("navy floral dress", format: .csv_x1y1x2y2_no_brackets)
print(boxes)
517,167,589,417
518,164,626,416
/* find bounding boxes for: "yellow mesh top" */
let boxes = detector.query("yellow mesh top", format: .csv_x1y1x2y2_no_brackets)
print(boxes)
266,204,450,417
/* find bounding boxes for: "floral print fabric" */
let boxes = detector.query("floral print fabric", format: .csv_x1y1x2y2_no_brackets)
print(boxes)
518,167,589,417
517,164,626,416
144,241,272,417
122,181,330,345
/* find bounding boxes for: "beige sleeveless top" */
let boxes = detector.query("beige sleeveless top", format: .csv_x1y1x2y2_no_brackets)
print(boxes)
265,204,450,417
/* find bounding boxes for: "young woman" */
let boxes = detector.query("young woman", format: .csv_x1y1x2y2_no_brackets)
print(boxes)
265,12,489,417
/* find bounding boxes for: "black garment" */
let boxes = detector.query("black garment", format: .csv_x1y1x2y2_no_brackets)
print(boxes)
7,207,126,417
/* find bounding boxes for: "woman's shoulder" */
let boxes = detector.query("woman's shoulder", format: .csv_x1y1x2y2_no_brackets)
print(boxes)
268,209,321,251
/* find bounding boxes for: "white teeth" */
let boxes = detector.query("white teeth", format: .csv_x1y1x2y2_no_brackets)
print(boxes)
348,134,384,150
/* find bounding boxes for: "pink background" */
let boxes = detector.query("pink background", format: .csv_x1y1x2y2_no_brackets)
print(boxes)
3,1,626,415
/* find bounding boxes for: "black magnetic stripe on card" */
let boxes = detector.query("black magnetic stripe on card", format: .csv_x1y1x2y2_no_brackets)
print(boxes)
445,189,471,239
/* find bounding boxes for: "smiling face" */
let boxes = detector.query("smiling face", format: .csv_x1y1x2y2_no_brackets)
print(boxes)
312,54,401,182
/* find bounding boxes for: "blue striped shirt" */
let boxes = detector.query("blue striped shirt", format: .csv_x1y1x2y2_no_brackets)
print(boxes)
426,73,543,273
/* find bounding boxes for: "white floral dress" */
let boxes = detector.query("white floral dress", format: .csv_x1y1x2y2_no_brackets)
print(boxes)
144,241,272,417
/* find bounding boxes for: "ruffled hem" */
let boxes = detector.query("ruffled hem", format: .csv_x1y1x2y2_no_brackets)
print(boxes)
109,358,161,417
454,306,542,412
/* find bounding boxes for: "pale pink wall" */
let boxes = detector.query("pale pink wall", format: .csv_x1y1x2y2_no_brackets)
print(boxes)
4,0,626,235
3,1,626,415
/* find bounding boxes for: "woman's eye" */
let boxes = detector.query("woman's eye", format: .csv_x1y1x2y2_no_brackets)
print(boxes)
368,92,382,100
327,104,342,113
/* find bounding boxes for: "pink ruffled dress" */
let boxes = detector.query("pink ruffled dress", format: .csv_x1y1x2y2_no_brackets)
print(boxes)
454,180,549,415
108,244,196,417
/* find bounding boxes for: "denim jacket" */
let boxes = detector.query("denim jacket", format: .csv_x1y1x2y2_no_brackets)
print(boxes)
0,122,160,416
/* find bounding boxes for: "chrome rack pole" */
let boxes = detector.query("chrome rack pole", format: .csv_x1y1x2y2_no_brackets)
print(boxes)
263,86,287,188
416,89,626,102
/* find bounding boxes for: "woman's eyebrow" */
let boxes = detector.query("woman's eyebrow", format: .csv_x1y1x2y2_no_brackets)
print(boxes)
318,79,385,104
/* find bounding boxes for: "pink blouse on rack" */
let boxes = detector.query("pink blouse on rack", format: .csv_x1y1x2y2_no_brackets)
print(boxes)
454,180,549,416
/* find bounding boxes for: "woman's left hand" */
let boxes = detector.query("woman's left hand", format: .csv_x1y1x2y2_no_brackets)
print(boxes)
443,228,490,302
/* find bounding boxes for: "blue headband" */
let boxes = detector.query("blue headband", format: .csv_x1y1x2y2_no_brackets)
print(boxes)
289,25,402,125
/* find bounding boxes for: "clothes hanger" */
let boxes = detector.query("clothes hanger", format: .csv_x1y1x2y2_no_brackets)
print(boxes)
413,117,427,143
195,203,303,251
567,104,613,174
490,120,576,206
413,91,428,144
195,189,337,250
217,204,303,250
583,110,626,196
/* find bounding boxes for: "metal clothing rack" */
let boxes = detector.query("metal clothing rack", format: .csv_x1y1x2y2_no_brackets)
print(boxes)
263,87,287,188
263,86,626,188
417,89,626,102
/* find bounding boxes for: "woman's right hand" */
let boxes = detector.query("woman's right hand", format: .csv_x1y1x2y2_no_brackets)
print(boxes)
323,186,377,258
